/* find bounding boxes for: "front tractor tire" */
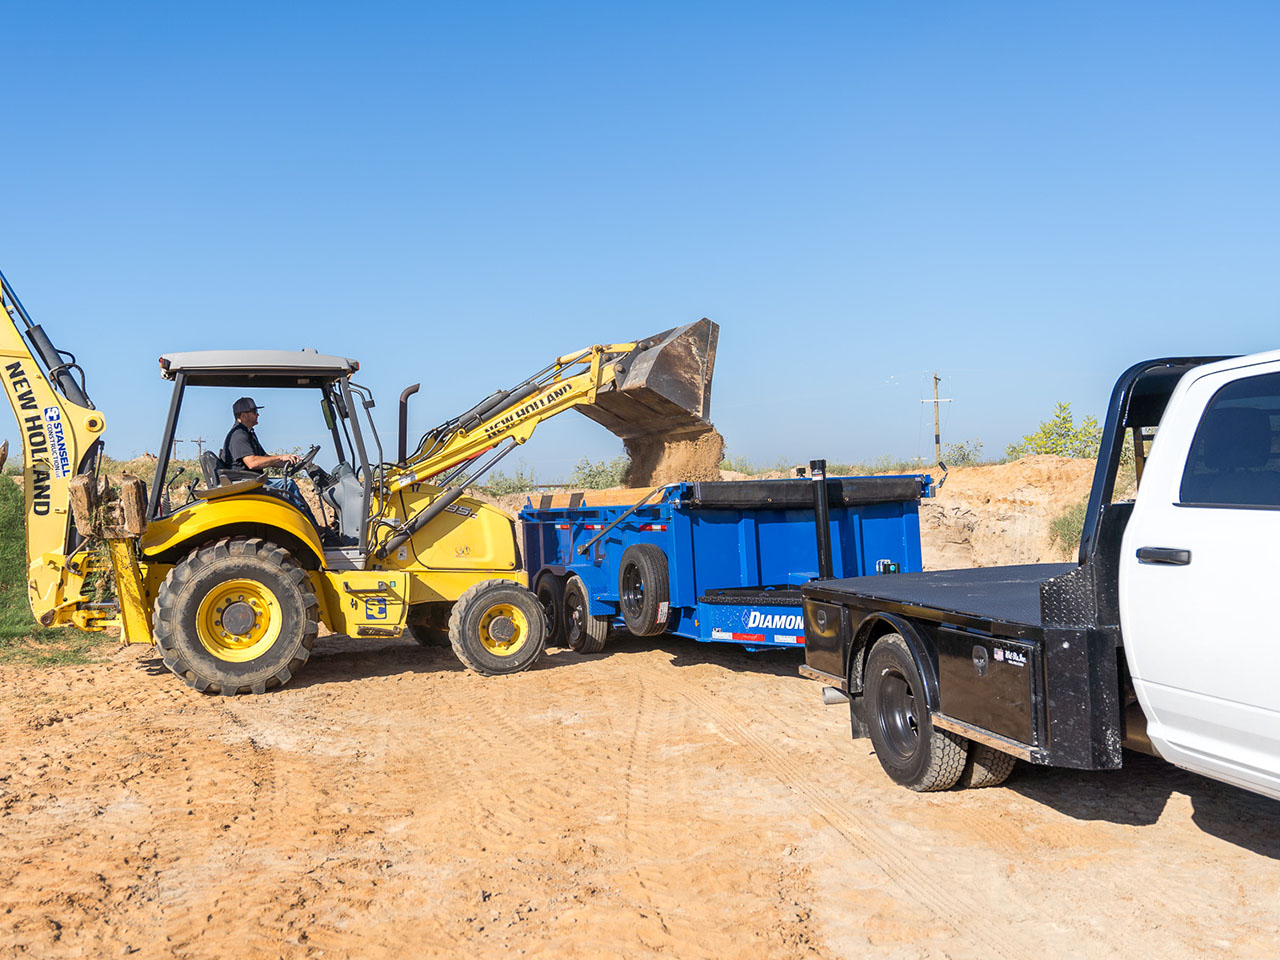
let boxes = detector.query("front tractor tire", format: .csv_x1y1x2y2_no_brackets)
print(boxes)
448,580,547,676
864,633,969,792
153,537,319,695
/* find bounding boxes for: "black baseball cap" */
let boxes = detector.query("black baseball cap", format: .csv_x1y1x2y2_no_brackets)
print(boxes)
233,397,263,416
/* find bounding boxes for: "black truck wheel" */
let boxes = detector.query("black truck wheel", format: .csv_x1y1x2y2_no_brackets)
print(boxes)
448,579,547,676
618,544,670,637
153,537,319,695
535,574,567,648
563,574,610,654
957,743,1017,789
865,633,968,791
406,602,452,647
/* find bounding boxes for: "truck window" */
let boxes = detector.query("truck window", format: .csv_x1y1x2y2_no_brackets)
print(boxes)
1179,372,1280,507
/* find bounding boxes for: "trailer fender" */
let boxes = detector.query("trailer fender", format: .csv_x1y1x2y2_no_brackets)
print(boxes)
570,565,617,618
848,613,941,713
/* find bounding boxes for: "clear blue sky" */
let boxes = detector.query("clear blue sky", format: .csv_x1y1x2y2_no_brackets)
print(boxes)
4,2,1278,478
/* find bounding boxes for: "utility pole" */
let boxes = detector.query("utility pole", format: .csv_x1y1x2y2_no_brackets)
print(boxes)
192,436,205,457
921,373,952,464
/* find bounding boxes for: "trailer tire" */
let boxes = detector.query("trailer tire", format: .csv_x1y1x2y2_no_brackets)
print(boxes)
865,633,968,791
448,579,546,676
617,544,670,637
406,602,452,647
153,537,318,695
563,574,610,654
533,573,568,648
957,743,1017,789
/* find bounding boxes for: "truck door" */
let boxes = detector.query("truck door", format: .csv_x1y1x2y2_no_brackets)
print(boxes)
1119,356,1280,800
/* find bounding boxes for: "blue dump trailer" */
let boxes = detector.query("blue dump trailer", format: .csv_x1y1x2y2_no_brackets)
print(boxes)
520,469,932,653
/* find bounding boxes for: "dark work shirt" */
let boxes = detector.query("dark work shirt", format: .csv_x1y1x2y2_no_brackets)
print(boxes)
222,422,267,470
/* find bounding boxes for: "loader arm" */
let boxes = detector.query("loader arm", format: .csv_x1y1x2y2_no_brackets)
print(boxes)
388,341,630,493
0,269,110,629
369,319,717,561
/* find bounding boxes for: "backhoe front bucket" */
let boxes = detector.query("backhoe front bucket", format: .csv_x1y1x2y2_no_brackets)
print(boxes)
581,318,719,439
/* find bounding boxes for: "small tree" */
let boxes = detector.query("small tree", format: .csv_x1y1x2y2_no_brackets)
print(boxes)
1006,403,1102,460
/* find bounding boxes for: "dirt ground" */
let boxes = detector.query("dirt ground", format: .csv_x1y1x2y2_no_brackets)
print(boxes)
3,632,1278,959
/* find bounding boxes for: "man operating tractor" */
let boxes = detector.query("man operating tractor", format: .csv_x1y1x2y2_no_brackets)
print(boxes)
221,396,317,523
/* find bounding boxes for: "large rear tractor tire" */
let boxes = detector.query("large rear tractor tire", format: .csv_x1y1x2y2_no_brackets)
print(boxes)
153,537,319,695
406,602,452,647
562,574,611,654
864,633,968,791
618,544,670,637
448,579,547,676
957,743,1018,789
535,574,567,648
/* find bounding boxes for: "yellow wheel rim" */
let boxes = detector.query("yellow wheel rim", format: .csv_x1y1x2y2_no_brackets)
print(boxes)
477,602,529,657
195,578,283,662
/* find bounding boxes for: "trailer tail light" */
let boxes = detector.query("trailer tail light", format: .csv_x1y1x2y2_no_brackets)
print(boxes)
583,524,604,530
555,524,570,530
639,524,668,531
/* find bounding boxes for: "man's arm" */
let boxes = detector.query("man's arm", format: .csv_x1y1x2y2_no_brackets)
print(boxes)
242,453,300,470
227,428,300,471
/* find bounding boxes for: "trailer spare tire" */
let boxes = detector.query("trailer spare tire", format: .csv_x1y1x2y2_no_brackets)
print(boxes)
618,544,670,637
865,633,968,791
563,574,610,654
153,536,319,695
448,579,547,676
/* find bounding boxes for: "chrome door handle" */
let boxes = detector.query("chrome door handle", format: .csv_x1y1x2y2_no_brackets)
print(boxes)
1136,546,1191,566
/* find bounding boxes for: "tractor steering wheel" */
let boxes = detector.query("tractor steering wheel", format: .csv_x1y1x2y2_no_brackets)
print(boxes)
284,444,321,478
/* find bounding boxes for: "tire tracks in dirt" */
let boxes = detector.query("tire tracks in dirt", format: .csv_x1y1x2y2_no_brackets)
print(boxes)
673,680,1035,960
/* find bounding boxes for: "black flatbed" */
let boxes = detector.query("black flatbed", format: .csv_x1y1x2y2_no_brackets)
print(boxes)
806,563,1074,628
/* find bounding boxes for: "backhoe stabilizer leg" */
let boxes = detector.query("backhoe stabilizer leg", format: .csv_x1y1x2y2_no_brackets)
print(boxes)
106,538,154,644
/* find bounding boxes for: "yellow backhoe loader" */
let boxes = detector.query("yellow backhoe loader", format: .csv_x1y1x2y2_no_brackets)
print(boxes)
0,268,717,693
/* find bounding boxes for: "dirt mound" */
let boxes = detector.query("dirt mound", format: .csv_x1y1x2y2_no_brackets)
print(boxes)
919,455,1097,569
623,427,724,487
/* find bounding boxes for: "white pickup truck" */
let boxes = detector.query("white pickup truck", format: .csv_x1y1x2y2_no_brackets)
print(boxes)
801,351,1280,799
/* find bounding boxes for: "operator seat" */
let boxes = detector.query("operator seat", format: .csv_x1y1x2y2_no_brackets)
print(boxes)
321,462,364,544
195,450,265,500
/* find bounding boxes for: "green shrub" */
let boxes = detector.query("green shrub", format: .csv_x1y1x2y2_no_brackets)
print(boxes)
568,455,630,489
1049,499,1089,559
476,466,539,497
0,475,109,664
943,439,985,467
1006,403,1102,460
827,456,922,476
719,453,755,474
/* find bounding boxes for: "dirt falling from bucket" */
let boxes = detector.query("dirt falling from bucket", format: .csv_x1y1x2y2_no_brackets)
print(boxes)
623,428,725,487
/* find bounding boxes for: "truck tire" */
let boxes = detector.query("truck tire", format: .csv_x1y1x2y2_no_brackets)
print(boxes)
405,602,452,647
448,579,547,676
865,633,968,791
535,573,567,648
562,574,610,654
618,544,670,637
957,743,1017,789
153,537,319,695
